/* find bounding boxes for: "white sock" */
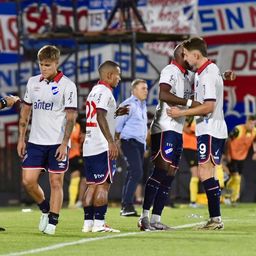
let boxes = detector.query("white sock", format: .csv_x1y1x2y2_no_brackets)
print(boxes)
212,216,222,222
150,214,161,223
83,220,93,227
141,209,150,218
93,219,105,227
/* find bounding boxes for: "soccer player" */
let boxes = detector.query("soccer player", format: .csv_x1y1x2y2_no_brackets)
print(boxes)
138,44,200,231
115,79,148,216
82,60,128,232
168,37,227,230
17,45,77,235
0,94,20,232
226,115,256,204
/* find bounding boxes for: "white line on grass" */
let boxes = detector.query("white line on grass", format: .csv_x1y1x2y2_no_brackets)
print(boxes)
0,221,206,256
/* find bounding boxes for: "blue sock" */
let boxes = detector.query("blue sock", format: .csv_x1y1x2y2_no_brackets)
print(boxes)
203,178,221,218
37,200,50,213
48,212,59,225
152,175,174,216
142,177,160,210
94,205,107,220
83,206,94,220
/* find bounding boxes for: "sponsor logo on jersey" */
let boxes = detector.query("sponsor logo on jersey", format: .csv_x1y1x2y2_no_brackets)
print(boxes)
34,99,53,110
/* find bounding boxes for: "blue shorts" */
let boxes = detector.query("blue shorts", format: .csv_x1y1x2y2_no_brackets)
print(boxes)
83,151,116,185
197,135,225,165
22,142,69,173
151,131,183,168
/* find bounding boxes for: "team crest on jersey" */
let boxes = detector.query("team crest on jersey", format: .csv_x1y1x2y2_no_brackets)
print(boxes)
51,86,59,95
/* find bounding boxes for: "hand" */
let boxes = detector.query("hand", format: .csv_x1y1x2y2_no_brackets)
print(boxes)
223,70,236,81
55,144,68,161
115,105,130,117
252,153,256,161
17,140,26,158
5,95,20,107
108,141,119,160
166,106,183,118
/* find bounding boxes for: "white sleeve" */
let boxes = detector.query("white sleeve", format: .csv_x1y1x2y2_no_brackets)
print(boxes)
95,89,112,112
64,81,77,108
159,65,177,88
23,78,32,104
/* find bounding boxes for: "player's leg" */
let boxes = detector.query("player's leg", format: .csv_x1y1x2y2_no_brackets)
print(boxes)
43,144,68,235
21,143,50,232
197,135,224,230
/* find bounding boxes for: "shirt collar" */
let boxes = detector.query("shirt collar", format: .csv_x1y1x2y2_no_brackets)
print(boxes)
39,71,63,83
196,60,212,75
171,60,187,74
97,80,113,91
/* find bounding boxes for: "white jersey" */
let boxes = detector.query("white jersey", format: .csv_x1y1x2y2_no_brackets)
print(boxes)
194,61,228,139
151,61,194,134
24,72,77,145
83,82,117,156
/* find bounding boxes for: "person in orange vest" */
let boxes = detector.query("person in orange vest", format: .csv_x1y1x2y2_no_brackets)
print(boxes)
182,116,199,207
226,115,256,204
68,120,85,208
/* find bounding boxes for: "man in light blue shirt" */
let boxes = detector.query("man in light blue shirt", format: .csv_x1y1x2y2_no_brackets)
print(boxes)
115,79,148,216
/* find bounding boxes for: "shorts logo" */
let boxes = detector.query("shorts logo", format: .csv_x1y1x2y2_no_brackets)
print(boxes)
58,162,66,168
164,147,173,155
94,174,104,179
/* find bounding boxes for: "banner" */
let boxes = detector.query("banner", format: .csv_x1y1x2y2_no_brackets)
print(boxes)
198,0,256,44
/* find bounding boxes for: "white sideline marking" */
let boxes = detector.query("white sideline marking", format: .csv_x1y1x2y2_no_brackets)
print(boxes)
0,221,206,256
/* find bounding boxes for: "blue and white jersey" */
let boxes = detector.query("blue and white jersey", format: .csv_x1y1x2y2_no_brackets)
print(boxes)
83,81,117,156
23,72,77,145
151,61,194,135
194,60,227,139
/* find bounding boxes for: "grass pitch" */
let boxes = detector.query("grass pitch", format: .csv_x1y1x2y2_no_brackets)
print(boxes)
0,203,256,256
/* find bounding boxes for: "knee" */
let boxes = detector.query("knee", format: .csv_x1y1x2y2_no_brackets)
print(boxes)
50,178,63,191
22,177,34,190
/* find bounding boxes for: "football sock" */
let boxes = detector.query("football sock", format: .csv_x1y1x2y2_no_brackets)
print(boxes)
142,177,160,211
94,205,107,220
190,176,199,203
83,206,94,220
68,176,80,207
48,212,59,226
38,199,50,213
203,177,221,218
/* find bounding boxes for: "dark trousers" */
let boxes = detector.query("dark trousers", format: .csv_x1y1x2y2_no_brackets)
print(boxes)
121,139,145,206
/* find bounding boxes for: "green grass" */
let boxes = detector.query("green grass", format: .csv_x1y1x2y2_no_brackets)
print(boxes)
1,203,256,256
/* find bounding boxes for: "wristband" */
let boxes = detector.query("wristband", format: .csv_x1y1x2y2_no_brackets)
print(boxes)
186,99,192,107
0,98,8,109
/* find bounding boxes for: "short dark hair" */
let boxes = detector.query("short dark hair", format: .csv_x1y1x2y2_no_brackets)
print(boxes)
98,60,120,76
131,79,147,90
183,37,208,57
37,45,60,61
247,115,256,121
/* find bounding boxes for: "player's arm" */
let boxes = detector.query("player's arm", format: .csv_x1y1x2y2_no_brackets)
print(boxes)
167,100,215,118
0,95,20,109
97,108,118,160
17,103,32,158
55,109,77,161
159,84,200,108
